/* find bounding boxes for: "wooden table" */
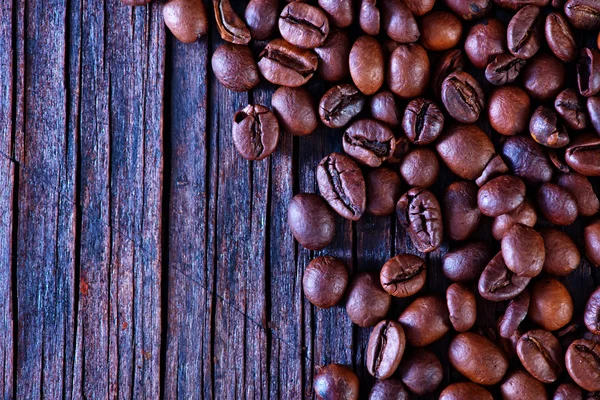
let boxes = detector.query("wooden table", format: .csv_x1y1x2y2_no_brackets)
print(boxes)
1,1,599,399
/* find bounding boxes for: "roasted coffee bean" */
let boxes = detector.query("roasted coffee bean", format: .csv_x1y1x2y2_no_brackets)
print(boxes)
554,383,583,400
232,104,279,160
565,133,600,176
537,182,579,225
303,256,348,309
396,188,443,253
287,193,335,250
358,0,380,36
317,152,366,221
501,223,544,277
478,175,526,217
368,379,409,400
588,95,600,134
501,369,548,400
272,86,317,136
314,364,359,400
565,0,600,30
523,53,566,101
488,86,531,135
346,272,392,327
439,382,493,400
419,12,463,51
244,0,278,40
443,181,482,241
555,88,588,130
366,320,406,379
315,30,351,82
212,43,260,92
258,39,318,87
492,199,537,240
443,0,491,20
494,0,550,10
548,148,571,173
370,91,401,127
517,329,563,383
319,84,365,129
387,135,411,164
380,0,420,43
485,53,526,86
507,6,543,60
530,106,570,148
464,18,507,69
476,154,510,187
278,2,329,49
479,252,531,301
403,0,435,16
436,124,495,180
546,12,578,62
318,0,353,28
349,36,384,95
388,44,430,98
449,332,509,385
365,167,402,216
442,71,485,123
398,295,450,347
398,349,443,395
399,148,439,188
214,0,251,44
433,49,466,98
540,229,581,276
500,328,523,359
501,135,554,183
343,119,396,167
578,48,600,97
447,283,477,332
530,277,574,331
499,290,530,338
402,98,444,145
566,339,600,392
444,241,491,282
163,0,209,43
380,254,426,298
585,287,600,335
585,220,600,266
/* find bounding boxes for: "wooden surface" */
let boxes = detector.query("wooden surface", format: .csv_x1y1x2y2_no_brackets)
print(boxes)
1,0,599,399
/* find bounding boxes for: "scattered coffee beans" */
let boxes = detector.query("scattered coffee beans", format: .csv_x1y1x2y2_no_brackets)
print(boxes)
303,256,348,308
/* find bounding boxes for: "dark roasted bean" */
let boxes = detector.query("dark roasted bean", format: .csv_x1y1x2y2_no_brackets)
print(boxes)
350,36,384,95
566,339,600,392
278,2,329,49
585,220,600,266
492,199,537,240
537,182,579,225
486,53,526,86
366,320,406,379
449,332,509,385
501,135,554,183
399,148,439,188
343,119,396,167
523,53,566,100
433,49,466,98
501,369,549,400
578,47,600,97
358,0,380,35
380,0,420,43
370,91,401,127
540,228,581,276
555,88,588,130
443,241,491,282
365,167,402,216
436,124,495,180
396,188,443,253
464,18,507,69
554,383,583,400
318,84,365,129
380,254,426,298
258,39,318,87
529,277,574,331
507,6,543,60
478,252,531,301
499,290,530,338
272,86,318,136
530,106,570,148
398,349,443,395
315,30,351,82
388,44,430,98
164,0,209,43
546,12,578,62
565,0,600,30
443,181,482,241
419,12,463,51
488,86,531,135
477,175,526,217
232,104,279,160
447,283,477,332
398,295,450,346
517,329,563,383
439,383,493,400
402,98,444,145
212,43,260,92
368,379,409,400
318,0,353,28
585,287,600,335
303,256,348,308
314,364,359,400
244,0,278,40
442,71,485,123
346,272,392,327
214,0,251,44
443,0,491,20
501,223,545,277
288,193,335,250
565,133,600,176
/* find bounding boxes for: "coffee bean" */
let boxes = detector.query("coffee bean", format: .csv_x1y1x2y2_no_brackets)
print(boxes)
548,148,571,173
443,0,491,20
565,0,600,30
476,153,510,187
444,241,491,282
555,88,588,130
318,84,365,129
501,135,554,183
432,49,466,98
387,135,411,164
523,53,566,100
546,12,578,62
540,228,581,276
501,369,549,400
399,148,440,188
402,98,444,145
499,290,530,338
442,71,485,123
287,193,335,250
396,188,443,253
529,277,574,331
494,0,550,10
588,95,600,134
368,379,409,400
244,0,278,40
318,0,353,28
419,12,463,51
517,329,564,383
350,36,384,95
163,0,209,43
398,295,450,347
388,44,430,98
449,332,509,385
232,104,279,160
478,252,531,301
578,47,600,97
346,272,392,327
365,167,402,216
530,106,570,148
488,86,531,135
315,30,351,82
478,175,526,217
443,181,482,241
501,223,545,277
446,283,477,332
380,0,420,43
272,86,318,136
439,382,493,400
403,0,435,16
366,320,406,379
485,53,527,86
500,328,523,359
212,43,260,92
554,383,583,400
258,38,318,87
370,91,401,127
317,152,366,221
492,199,537,240
358,0,380,36
303,256,348,308
465,18,507,69
380,254,426,298
213,0,251,44
314,364,359,400
343,119,396,167
398,348,443,395
566,339,600,392
565,133,600,176
537,182,579,225
508,6,543,60
584,220,600,266
436,124,495,180
279,2,329,49
585,287,600,335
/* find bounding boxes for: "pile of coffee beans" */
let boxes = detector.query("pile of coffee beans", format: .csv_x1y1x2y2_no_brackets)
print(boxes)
121,0,600,397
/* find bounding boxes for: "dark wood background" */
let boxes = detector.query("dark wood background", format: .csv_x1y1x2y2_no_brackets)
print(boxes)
1,0,599,398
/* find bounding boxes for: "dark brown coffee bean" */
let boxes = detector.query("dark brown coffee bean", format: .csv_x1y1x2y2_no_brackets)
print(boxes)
499,290,530,338
380,0,420,43
402,98,444,145
501,223,545,277
387,135,411,164
163,0,209,43
449,332,509,385
485,53,526,86
278,2,329,49
212,43,260,92
530,278,574,331
476,154,510,187
358,0,380,35
380,254,426,298
214,0,251,44
566,339,600,392
399,148,439,188
489,86,531,135
403,0,435,15
315,30,351,82
508,6,543,60
439,383,493,400
420,12,463,51
388,44,430,99
232,104,279,160
588,95,600,134
319,84,365,129
272,86,318,136
365,167,402,216
546,12,577,62
565,0,600,30
585,287,600,335
317,152,366,221
433,49,466,98
447,283,477,332
585,220,600,266
398,295,450,347
366,320,406,379
565,133,600,176
523,53,566,101
548,148,571,173
369,379,409,400
540,229,580,276
443,181,482,241
517,329,564,383
288,193,335,250
442,71,485,123
478,175,526,217
494,0,550,9
464,18,507,69
318,0,353,28
555,88,588,130
479,252,531,301
554,383,583,400
244,0,278,40
537,182,579,225
349,36,384,95
492,199,537,240
444,241,491,282
396,188,443,253
578,48,600,97
443,0,491,20
258,39,318,87
398,349,443,395
370,91,400,127
530,106,570,148
314,364,359,400
501,369,548,399
501,135,554,184
303,256,348,309
346,272,392,328
343,119,396,167
500,328,523,359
